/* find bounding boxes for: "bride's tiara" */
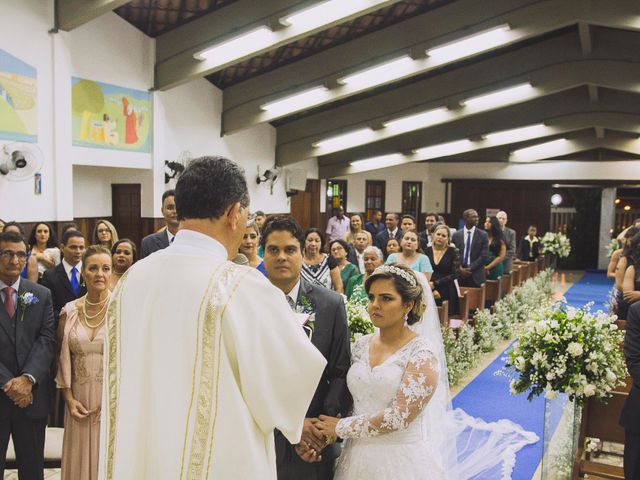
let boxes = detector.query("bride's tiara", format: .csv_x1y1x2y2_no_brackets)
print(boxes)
372,265,417,287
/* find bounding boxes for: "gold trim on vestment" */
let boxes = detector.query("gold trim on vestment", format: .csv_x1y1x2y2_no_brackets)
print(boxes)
104,270,130,480
180,262,228,479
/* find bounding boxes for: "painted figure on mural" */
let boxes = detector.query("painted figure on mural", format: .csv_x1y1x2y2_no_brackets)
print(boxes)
122,97,138,145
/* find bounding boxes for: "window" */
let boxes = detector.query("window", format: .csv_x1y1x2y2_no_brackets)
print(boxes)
402,181,422,221
326,179,347,214
365,180,385,220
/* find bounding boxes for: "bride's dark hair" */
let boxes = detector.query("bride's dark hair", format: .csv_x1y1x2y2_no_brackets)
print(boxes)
364,263,425,325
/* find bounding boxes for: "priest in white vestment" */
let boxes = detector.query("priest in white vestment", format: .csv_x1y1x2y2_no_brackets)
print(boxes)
98,157,326,480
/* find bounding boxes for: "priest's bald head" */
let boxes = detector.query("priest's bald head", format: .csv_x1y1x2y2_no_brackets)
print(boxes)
175,156,250,257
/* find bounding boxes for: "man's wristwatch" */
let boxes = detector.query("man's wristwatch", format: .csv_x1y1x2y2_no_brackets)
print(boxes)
22,374,36,385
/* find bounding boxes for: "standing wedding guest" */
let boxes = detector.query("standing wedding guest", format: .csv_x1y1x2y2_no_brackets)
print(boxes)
621,301,640,480
261,216,351,480
426,224,461,315
621,238,640,313
364,210,384,237
302,228,343,293
419,212,438,251
385,230,433,280
344,246,384,302
57,246,112,480
28,222,58,278
384,237,400,260
484,216,506,281
239,222,267,277
108,239,137,291
60,222,79,237
374,213,403,251
608,227,639,280
496,211,516,273
348,231,369,273
91,220,118,250
0,231,55,480
139,189,178,259
615,232,640,319
99,157,325,480
452,209,489,288
343,213,372,247
329,239,360,288
400,214,417,233
254,211,267,232
519,225,541,261
3,222,38,283
325,206,350,243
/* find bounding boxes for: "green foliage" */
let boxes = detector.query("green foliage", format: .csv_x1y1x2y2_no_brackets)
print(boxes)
72,79,105,113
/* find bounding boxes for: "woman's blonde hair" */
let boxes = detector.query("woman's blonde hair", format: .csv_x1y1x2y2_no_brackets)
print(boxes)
92,220,119,248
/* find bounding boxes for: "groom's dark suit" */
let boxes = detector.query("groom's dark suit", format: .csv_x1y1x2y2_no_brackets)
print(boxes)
276,278,352,480
0,279,55,479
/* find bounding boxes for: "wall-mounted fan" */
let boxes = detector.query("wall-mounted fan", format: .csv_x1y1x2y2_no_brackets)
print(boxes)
0,143,44,182
256,165,282,194
165,150,193,185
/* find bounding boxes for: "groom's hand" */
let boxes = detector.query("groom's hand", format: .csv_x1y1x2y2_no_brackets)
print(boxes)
294,443,322,463
301,418,325,453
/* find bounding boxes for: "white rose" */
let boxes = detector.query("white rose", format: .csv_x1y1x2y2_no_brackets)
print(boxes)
584,384,597,397
515,356,526,371
567,342,583,357
546,372,556,381
606,370,617,382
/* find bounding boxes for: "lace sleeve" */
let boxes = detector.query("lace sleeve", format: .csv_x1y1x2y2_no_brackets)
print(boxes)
335,341,439,439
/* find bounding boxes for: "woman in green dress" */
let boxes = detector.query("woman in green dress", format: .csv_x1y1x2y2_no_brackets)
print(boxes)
344,246,384,303
330,239,360,288
484,216,506,281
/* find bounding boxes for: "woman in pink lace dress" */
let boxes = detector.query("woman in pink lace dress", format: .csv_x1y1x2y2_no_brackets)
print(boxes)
56,245,112,480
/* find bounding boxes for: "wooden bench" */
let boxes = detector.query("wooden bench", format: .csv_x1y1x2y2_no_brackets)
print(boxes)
458,284,486,326
485,277,502,304
502,273,512,296
448,291,469,330
437,300,449,328
511,265,522,287
5,426,63,469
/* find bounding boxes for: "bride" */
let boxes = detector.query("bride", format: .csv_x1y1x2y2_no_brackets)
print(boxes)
315,264,538,480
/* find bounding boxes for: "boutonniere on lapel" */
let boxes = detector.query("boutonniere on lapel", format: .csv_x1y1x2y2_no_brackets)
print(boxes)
17,292,39,322
296,295,316,339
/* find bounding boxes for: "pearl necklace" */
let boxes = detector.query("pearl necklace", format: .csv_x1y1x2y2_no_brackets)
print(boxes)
81,295,108,328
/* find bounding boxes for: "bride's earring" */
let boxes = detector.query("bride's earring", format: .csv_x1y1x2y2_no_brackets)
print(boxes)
403,312,409,324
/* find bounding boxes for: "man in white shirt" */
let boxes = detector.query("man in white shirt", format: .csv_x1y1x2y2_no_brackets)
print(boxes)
99,157,325,480
325,206,350,243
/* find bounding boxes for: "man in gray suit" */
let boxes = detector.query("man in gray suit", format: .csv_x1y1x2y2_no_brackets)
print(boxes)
452,209,489,288
262,216,351,480
497,211,516,273
140,189,179,259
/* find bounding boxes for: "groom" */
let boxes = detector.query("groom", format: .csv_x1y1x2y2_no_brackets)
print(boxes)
262,216,352,480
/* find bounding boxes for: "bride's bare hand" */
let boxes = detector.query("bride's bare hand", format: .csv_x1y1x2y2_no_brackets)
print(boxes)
317,415,339,438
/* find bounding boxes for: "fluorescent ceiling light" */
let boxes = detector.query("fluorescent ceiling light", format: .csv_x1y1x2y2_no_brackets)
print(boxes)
194,26,274,63
260,86,330,116
350,153,405,170
312,128,376,151
427,25,512,62
339,56,416,89
510,138,569,162
484,124,548,143
413,139,473,160
383,107,451,133
281,0,392,30
462,83,533,110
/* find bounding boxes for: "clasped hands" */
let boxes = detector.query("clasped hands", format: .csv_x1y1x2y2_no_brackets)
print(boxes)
3,376,33,408
67,398,101,424
294,416,341,463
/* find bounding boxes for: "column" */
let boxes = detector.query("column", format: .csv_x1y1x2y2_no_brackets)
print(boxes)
598,187,616,270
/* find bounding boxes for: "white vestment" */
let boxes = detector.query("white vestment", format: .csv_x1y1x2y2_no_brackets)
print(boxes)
98,230,326,480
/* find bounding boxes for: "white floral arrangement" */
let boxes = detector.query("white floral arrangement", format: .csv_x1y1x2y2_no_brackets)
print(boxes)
605,238,619,259
344,299,374,344
540,232,571,259
505,302,626,405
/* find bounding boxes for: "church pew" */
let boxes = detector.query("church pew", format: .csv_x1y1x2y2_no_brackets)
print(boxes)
437,300,449,328
485,278,502,308
458,284,486,326
528,260,538,278
448,292,469,331
511,265,522,287
537,255,545,272
502,273,512,296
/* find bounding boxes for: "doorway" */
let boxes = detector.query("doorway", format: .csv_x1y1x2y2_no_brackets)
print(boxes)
112,184,142,247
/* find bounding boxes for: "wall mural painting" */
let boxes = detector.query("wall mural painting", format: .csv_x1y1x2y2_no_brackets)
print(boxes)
0,48,37,143
71,77,152,153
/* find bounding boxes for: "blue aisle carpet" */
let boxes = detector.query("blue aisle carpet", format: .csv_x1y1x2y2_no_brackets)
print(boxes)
452,271,614,480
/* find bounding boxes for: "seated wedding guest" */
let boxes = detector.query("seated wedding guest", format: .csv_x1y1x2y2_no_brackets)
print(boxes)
0,230,56,480
2,222,38,282
140,189,178,259
348,231,369,273
260,215,351,479
28,222,59,278
426,224,460,315
484,216,506,281
621,301,640,480
519,225,541,261
92,219,118,250
616,232,640,319
302,228,344,293
418,212,438,251
326,206,350,243
108,239,137,290
364,210,384,237
56,245,111,480
374,213,402,251
344,246,384,302
343,213,372,247
330,239,360,288
608,227,639,280
385,230,433,280
239,222,267,277
384,237,400,260
400,214,417,233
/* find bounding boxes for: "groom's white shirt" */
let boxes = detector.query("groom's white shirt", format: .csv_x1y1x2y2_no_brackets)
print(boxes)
99,229,326,480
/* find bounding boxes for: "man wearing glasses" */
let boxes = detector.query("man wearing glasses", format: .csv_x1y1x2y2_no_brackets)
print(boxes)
0,231,55,480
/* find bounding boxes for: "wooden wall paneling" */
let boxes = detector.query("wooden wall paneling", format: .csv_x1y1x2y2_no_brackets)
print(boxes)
289,179,321,231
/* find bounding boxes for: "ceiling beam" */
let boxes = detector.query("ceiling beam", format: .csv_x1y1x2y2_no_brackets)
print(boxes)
55,0,131,31
221,0,640,134
578,22,593,56
588,84,600,103
154,0,405,90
